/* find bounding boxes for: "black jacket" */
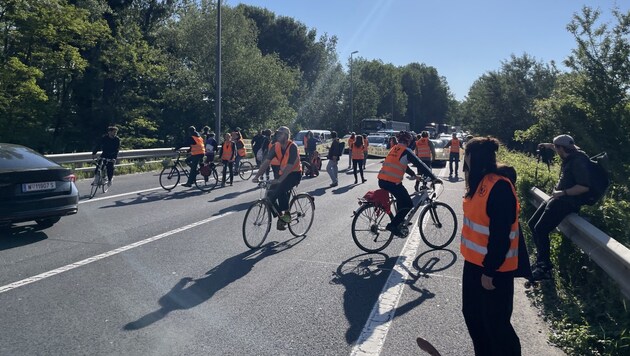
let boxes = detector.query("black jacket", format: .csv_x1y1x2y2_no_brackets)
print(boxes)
92,135,120,159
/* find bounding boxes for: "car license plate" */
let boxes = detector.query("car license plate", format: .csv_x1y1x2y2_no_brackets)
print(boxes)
22,181,56,192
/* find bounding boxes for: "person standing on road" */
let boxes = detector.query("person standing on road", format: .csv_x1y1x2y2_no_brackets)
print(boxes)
233,131,246,173
347,132,356,170
259,129,272,180
444,132,461,179
528,134,591,281
219,133,236,186
91,126,121,186
326,131,343,187
252,130,264,167
202,126,218,166
460,136,521,356
362,134,369,170
414,131,436,192
177,126,205,188
352,135,367,184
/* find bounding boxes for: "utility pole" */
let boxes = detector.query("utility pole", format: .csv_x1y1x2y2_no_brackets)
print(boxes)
349,51,358,133
214,0,222,137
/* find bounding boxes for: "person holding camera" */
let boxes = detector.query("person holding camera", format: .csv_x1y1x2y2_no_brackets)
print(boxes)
528,134,591,281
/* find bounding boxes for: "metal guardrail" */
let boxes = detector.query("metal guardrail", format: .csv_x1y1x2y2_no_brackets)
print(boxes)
46,148,180,164
529,187,630,299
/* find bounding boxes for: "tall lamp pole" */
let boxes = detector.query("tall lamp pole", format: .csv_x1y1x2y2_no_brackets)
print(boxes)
350,50,358,133
214,0,222,137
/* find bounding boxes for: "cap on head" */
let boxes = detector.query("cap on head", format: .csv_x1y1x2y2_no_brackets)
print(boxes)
553,134,579,150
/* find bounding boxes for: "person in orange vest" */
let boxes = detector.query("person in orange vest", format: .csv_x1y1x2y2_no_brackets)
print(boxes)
219,133,236,186
460,136,521,355
347,132,356,170
414,131,436,192
377,131,439,236
444,132,461,179
352,135,367,184
253,126,302,230
232,131,247,173
177,126,205,187
361,134,369,170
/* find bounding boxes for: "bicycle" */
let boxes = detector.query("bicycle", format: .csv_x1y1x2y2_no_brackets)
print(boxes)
89,157,116,199
351,179,457,253
159,150,218,192
242,179,315,249
236,159,254,180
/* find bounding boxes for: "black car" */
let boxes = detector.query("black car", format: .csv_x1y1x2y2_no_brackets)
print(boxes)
0,143,79,229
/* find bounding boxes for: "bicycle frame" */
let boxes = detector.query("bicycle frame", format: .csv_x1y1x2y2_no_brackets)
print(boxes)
257,180,297,217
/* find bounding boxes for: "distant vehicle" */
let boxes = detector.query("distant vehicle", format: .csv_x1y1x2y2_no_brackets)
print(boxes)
430,138,451,167
424,123,452,138
0,143,79,229
366,135,388,148
360,118,410,134
293,130,332,146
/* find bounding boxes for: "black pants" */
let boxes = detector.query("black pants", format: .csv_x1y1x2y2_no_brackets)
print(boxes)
462,261,521,356
352,159,364,181
185,154,203,185
95,159,115,181
378,179,412,227
222,160,233,184
267,172,301,213
449,152,459,176
527,198,580,265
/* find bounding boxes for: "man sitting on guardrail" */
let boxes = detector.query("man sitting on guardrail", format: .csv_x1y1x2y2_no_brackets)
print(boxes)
91,126,120,187
528,134,591,281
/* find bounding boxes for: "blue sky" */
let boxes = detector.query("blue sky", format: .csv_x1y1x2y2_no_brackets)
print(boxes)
231,0,628,101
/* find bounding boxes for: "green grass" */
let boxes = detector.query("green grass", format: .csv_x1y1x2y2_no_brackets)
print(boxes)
498,148,630,355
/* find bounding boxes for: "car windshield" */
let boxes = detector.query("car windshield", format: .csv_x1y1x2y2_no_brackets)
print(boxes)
431,139,448,148
293,132,307,142
367,136,386,144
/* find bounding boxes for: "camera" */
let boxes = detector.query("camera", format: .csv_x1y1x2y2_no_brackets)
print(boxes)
536,144,554,164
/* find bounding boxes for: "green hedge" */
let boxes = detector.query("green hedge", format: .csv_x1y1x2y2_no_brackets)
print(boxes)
497,148,630,355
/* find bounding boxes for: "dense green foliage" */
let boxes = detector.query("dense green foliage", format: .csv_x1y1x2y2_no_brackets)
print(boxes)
0,0,455,153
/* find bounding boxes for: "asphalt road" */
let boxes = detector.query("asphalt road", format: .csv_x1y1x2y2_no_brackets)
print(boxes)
0,158,564,356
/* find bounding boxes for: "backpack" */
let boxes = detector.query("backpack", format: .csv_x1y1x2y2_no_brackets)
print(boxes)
585,152,610,205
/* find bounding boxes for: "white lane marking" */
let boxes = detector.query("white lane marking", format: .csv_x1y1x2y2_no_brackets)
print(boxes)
0,212,234,295
350,167,449,356
79,187,163,204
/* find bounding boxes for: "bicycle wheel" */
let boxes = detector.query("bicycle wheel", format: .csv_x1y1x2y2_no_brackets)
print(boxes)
242,200,272,249
287,193,315,237
351,203,394,253
238,161,254,180
419,201,458,249
159,166,180,191
89,172,100,199
195,167,219,192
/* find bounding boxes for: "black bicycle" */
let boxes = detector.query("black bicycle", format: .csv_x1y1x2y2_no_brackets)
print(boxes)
351,179,457,252
159,151,218,192
89,157,116,199
242,179,315,249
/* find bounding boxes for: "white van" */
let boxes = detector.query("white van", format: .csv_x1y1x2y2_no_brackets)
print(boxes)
293,130,332,157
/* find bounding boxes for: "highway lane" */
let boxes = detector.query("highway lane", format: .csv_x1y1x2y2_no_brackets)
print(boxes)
0,159,563,355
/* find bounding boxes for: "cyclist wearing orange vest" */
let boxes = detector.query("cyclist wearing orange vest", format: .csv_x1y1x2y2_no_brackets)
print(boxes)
220,133,236,186
444,132,461,179
461,137,522,355
377,131,439,237
253,126,302,231
177,126,205,187
413,131,436,192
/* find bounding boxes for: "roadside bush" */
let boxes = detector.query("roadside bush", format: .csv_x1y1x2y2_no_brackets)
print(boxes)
497,148,630,355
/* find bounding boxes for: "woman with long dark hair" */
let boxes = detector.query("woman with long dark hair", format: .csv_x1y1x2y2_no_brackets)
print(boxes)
461,136,521,356
352,135,366,184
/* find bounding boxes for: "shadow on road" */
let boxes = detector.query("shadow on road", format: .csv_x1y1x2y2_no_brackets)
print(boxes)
209,186,258,202
98,189,208,209
331,184,359,195
123,237,305,331
331,253,435,344
412,248,458,276
0,225,48,250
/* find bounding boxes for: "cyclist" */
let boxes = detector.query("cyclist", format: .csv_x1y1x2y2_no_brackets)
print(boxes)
176,126,205,188
91,126,121,187
233,131,247,172
377,131,441,237
252,126,302,231
414,131,436,192
202,126,218,166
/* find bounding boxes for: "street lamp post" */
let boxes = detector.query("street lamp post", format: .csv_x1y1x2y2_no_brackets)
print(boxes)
350,50,358,133
215,0,222,137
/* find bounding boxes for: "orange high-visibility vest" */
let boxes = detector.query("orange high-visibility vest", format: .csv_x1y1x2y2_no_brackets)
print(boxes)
269,142,280,166
190,136,206,156
377,144,408,184
236,139,246,157
449,139,460,153
461,173,520,272
415,137,431,159
275,140,302,176
221,141,234,162
352,143,365,160
348,137,355,151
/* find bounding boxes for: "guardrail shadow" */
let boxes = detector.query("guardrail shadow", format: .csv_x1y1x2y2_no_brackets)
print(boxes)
123,237,305,331
0,225,48,250
331,253,435,344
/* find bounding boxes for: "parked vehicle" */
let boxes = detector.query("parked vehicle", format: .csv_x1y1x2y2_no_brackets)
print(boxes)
0,143,79,229
431,138,451,166
293,130,332,146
